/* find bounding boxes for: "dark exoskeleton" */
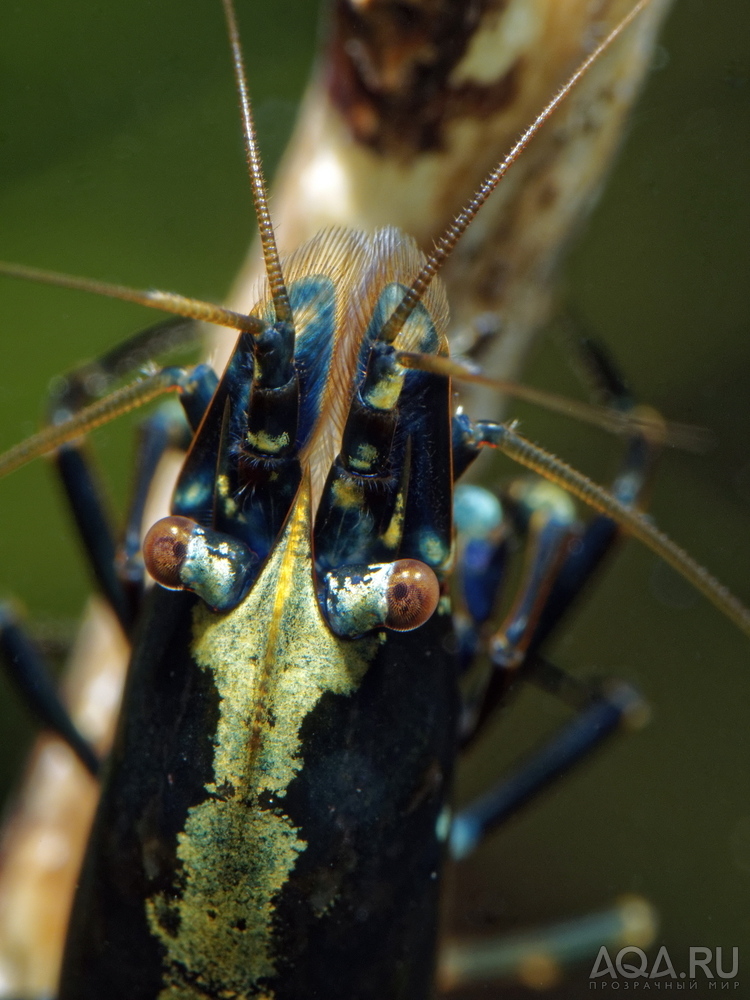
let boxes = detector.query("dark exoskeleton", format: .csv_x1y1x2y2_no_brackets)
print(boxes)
1,1,746,997
52,219,652,998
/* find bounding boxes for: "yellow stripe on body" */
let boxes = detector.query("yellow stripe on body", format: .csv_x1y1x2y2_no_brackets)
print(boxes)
147,481,381,998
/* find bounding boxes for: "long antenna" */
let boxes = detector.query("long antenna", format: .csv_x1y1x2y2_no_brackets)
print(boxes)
479,420,750,640
379,0,654,344
394,350,712,453
0,261,265,334
0,369,188,480
221,0,293,329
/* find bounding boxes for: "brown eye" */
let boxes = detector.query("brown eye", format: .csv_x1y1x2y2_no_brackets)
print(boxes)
143,516,197,590
384,560,440,631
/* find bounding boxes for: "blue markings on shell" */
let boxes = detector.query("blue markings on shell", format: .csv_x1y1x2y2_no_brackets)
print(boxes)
453,485,503,540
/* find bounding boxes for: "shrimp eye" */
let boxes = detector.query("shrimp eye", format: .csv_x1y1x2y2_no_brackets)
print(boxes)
323,559,441,637
384,560,440,632
143,516,195,590
143,516,256,612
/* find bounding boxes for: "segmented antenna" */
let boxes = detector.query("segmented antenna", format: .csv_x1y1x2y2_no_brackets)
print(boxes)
394,350,712,453
221,0,294,329
0,369,189,480
379,0,654,344
478,421,750,640
0,261,264,334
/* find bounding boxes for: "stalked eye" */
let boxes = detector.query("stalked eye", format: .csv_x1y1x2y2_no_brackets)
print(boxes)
144,516,195,590
144,516,257,613
323,558,440,638
384,560,440,631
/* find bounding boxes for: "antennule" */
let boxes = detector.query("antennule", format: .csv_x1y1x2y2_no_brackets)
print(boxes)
478,421,750,640
379,0,654,344
221,0,293,329
0,261,265,334
0,368,189,481
395,350,712,453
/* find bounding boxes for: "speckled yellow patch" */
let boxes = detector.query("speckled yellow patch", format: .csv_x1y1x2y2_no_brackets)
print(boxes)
246,428,291,454
381,489,406,552
330,475,364,510
147,483,379,999
349,441,378,472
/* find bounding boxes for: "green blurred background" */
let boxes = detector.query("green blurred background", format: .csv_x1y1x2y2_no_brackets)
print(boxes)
0,1,748,996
